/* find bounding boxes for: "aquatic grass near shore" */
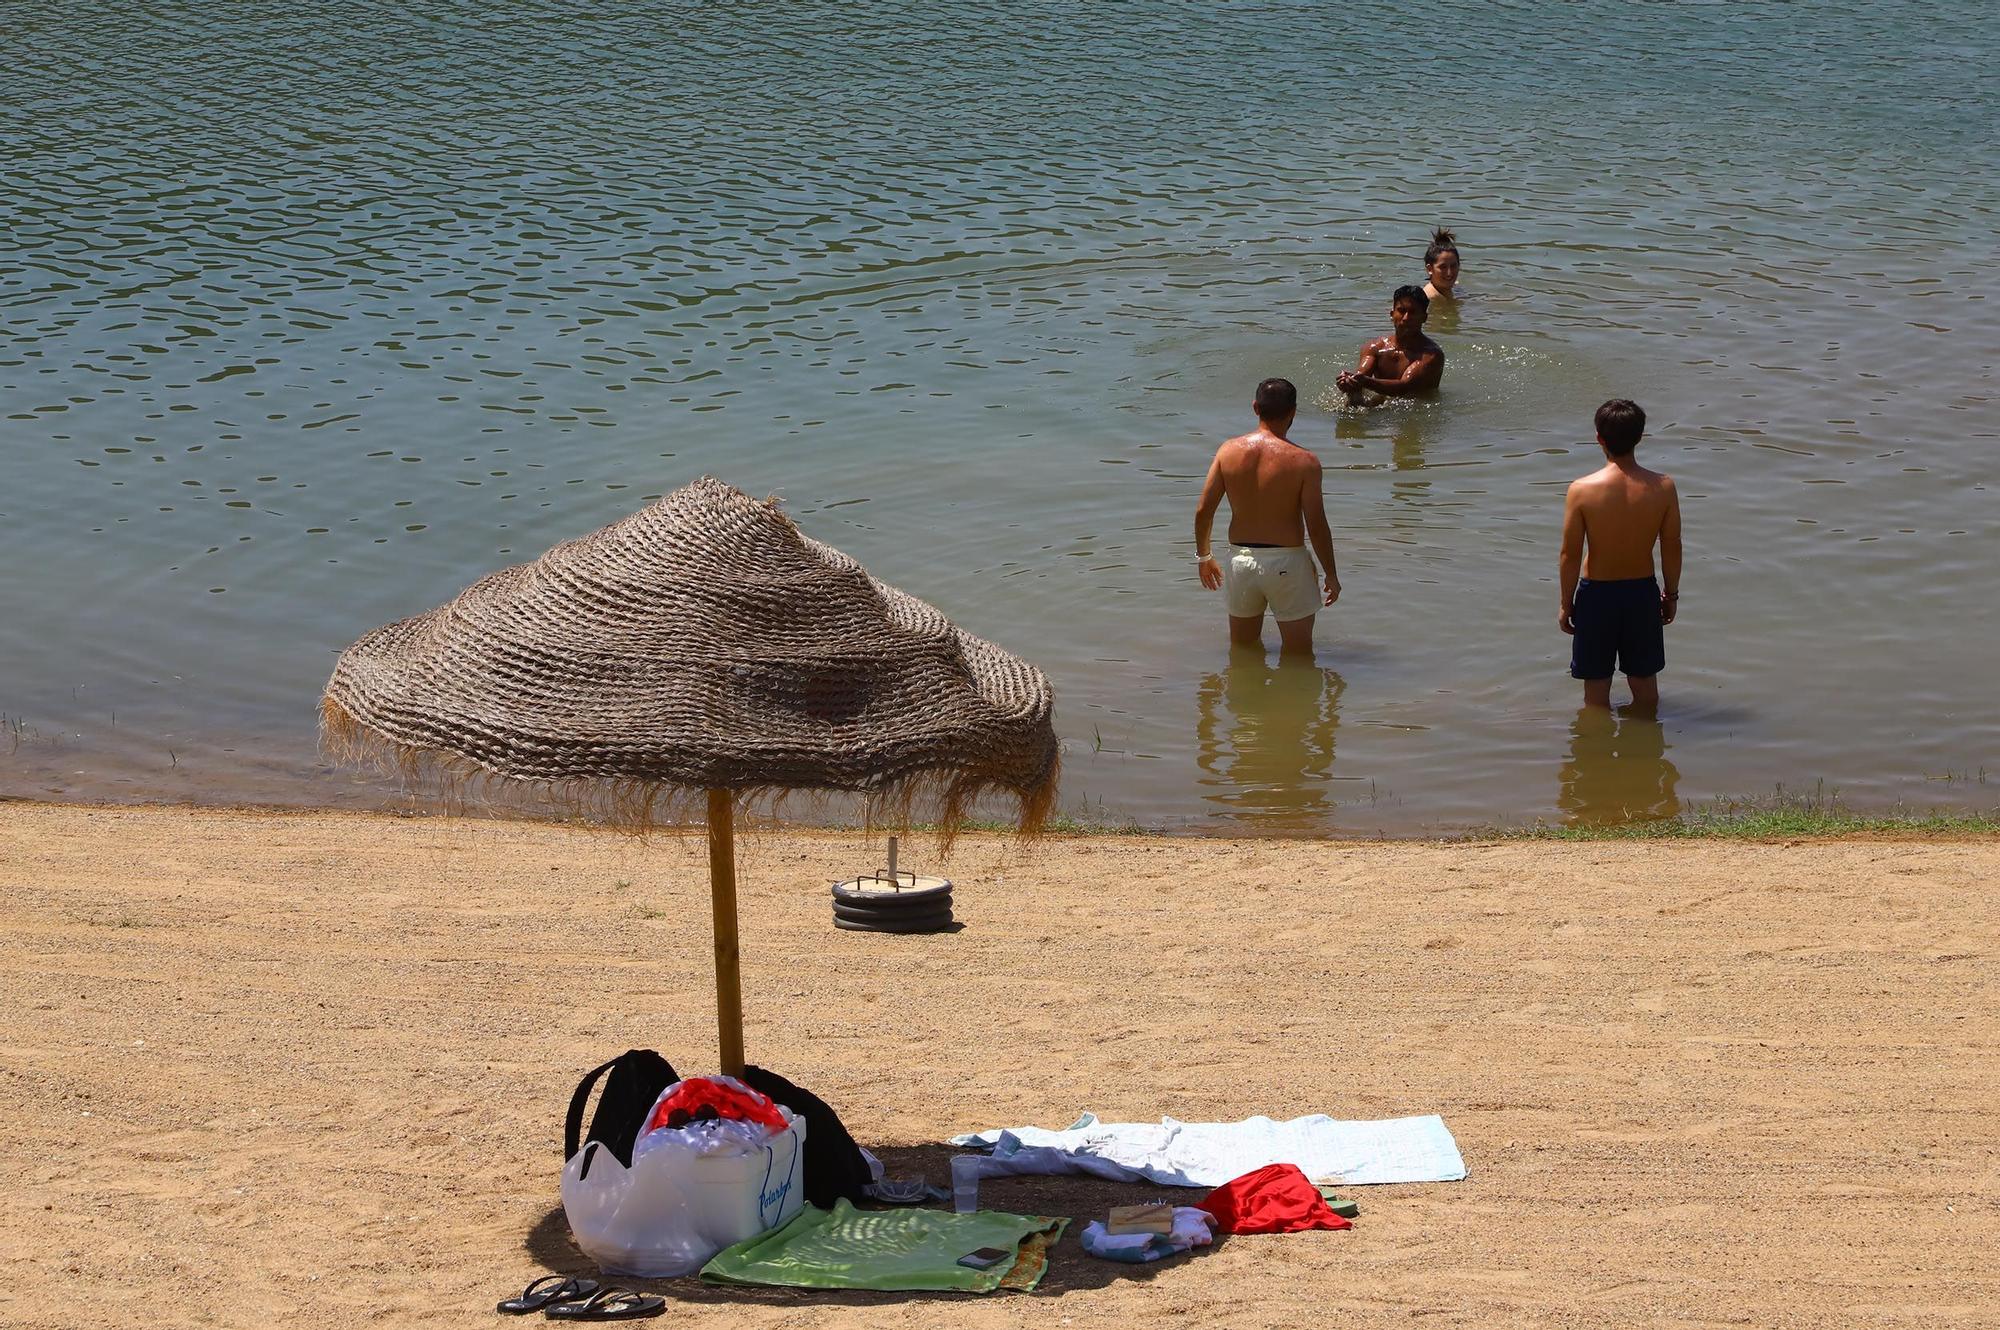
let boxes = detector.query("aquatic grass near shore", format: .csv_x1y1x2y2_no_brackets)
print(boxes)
951,782,2000,840
1500,787,2000,841
933,811,1151,837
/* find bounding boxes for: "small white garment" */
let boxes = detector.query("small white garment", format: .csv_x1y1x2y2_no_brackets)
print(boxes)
632,1115,775,1162
949,1112,1466,1187
1080,1207,1216,1263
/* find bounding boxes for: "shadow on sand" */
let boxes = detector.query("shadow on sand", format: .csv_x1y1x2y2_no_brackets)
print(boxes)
521,1143,1211,1304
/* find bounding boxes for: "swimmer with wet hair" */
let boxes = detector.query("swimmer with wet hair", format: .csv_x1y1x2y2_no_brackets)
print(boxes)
1423,227,1461,302
1336,285,1444,401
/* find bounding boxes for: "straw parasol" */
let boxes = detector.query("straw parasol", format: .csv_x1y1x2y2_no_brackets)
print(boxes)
322,477,1059,1074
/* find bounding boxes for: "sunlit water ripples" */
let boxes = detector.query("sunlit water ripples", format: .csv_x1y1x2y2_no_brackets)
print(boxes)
3,2,1996,830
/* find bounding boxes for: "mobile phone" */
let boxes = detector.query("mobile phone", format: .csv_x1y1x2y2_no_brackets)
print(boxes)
956,1246,1011,1269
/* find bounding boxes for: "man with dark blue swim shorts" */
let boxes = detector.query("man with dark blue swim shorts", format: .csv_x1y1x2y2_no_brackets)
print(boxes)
1558,400,1682,711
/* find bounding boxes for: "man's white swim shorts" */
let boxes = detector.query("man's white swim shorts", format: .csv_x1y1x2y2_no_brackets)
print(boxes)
1223,545,1320,621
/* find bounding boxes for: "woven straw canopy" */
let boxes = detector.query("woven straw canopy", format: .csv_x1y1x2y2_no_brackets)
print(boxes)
321,477,1059,833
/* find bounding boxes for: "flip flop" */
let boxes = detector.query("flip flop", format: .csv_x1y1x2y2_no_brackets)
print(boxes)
496,1275,600,1314
544,1287,666,1321
1312,1186,1361,1219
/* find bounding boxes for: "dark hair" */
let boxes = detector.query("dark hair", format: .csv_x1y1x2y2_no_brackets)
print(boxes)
1254,377,1297,421
1392,284,1429,311
1424,227,1459,267
1595,399,1646,455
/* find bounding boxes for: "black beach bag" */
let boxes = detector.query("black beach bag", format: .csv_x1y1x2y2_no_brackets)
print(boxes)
740,1064,873,1209
565,1050,679,1168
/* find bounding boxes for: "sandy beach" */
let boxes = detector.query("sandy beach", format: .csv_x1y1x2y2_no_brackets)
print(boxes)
2,801,1994,1328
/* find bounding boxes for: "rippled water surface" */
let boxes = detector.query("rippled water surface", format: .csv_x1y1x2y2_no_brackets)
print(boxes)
5,2,1997,831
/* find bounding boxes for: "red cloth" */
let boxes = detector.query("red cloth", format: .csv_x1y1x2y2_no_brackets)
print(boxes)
1195,1163,1353,1234
644,1076,788,1134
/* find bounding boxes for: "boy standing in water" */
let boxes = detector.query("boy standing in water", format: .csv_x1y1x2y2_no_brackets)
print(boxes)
1194,378,1342,655
1337,286,1445,401
1559,400,1682,710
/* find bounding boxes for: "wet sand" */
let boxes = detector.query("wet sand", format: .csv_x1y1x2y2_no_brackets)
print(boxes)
2,802,1994,1328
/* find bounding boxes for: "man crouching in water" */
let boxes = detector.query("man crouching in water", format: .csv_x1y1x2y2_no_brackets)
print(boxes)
1337,285,1444,401
1194,377,1341,655
1560,399,1682,711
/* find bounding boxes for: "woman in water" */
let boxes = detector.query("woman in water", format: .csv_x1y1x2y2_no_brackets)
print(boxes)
1423,227,1461,302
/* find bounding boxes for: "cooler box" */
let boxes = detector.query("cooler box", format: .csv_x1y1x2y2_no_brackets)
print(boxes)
561,1110,807,1277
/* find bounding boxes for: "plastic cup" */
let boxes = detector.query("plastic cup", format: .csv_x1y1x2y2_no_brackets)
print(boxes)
950,1156,981,1214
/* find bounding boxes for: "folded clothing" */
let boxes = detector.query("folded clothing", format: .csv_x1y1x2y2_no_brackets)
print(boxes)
1106,1202,1175,1235
701,1199,1068,1293
1080,1208,1216,1263
1198,1163,1351,1234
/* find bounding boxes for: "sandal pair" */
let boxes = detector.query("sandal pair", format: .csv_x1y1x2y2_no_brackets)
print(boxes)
498,1276,664,1320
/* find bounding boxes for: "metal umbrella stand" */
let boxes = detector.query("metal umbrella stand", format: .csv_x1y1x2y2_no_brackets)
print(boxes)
830,836,956,934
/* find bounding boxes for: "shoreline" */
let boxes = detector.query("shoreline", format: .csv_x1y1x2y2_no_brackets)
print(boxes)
9,709,1994,841
3,789,1995,843
3,800,1994,1327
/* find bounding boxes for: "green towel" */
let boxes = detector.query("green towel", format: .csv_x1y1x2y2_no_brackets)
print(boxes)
701,1201,1067,1293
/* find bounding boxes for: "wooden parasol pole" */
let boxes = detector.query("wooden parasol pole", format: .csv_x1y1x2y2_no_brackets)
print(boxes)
707,787,746,1077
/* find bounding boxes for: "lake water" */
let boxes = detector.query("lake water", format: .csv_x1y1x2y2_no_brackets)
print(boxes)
4,2,1997,833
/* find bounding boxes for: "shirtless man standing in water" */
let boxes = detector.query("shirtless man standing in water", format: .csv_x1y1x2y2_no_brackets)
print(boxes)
1194,378,1341,654
1337,285,1445,401
1560,399,1682,710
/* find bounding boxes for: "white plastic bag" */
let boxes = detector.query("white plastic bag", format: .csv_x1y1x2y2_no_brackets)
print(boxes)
561,1097,807,1277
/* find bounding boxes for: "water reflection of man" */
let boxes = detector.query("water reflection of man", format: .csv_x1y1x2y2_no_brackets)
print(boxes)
1335,401,1435,546
1557,705,1682,825
1195,644,1346,827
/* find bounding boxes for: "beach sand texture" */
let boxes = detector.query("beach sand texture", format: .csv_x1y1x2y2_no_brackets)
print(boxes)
2,803,1994,1328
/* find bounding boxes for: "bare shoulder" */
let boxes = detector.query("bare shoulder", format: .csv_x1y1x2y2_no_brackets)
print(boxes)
1633,464,1675,495
1213,433,1263,475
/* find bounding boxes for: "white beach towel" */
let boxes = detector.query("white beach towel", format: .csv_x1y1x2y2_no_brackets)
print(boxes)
949,1112,1466,1187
